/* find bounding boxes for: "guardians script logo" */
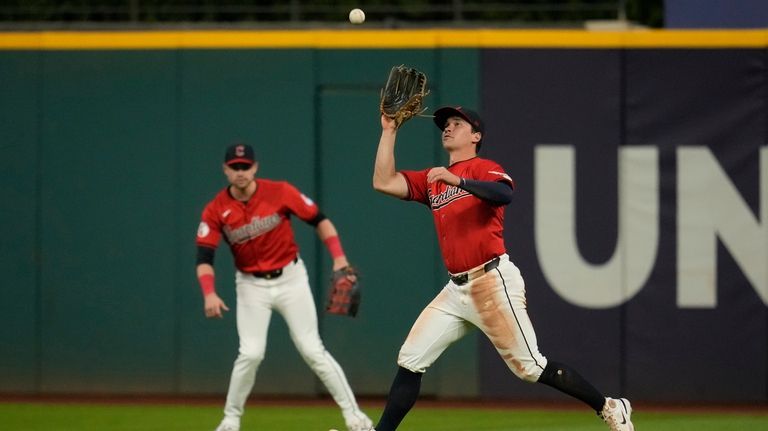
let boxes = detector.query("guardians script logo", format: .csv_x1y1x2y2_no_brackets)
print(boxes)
224,214,281,244
428,185,471,210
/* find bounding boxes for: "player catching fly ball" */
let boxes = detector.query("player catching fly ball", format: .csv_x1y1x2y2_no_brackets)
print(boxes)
195,144,372,431
369,92,635,430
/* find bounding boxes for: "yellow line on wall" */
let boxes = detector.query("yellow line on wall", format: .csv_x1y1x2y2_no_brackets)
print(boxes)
0,29,766,50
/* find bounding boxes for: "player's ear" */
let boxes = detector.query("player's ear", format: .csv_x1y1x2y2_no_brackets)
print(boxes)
252,161,259,174
471,131,482,144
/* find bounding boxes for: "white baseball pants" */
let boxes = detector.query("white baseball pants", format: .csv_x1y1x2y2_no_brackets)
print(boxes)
221,257,362,425
397,254,549,382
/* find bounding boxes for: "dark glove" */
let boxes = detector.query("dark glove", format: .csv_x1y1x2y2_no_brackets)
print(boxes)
380,65,429,128
326,266,361,317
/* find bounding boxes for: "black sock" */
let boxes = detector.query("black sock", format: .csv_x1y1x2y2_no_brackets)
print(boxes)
537,361,606,412
375,366,423,431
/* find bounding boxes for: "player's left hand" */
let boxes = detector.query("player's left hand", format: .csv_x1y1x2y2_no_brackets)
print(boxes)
332,256,351,271
381,113,398,132
427,167,461,186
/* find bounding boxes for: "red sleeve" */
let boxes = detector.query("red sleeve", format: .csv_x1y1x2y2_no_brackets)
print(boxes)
399,169,430,204
282,182,320,222
196,202,222,249
473,160,515,189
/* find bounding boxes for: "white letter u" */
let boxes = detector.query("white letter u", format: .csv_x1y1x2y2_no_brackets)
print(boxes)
534,146,659,308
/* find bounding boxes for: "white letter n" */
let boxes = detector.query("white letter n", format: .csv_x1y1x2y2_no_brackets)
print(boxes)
677,147,768,308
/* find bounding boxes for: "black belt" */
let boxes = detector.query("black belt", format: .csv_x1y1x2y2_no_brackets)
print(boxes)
450,256,501,286
251,256,298,279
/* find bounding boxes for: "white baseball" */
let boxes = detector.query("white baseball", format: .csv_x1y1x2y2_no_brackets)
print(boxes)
348,8,365,24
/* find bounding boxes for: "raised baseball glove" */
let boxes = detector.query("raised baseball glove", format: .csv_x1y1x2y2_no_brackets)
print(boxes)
326,265,361,317
380,65,429,128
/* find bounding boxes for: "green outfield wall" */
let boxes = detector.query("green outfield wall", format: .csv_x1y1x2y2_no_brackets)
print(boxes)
0,31,480,398
1,29,766,403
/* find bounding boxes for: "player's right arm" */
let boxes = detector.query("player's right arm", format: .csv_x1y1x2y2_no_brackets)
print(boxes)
196,206,230,319
373,114,409,199
196,260,230,319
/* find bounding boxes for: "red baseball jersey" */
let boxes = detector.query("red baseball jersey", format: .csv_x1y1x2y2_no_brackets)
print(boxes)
196,179,319,273
400,157,514,274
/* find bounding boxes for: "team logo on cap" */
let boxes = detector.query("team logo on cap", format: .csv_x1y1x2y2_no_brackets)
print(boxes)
235,145,246,157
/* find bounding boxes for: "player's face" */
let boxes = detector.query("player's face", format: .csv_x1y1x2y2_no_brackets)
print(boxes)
223,162,257,189
441,116,481,151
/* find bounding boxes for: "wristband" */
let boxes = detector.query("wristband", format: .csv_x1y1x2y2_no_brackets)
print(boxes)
198,273,215,296
324,236,345,259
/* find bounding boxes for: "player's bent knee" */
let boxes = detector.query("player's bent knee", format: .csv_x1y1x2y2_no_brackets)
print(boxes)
236,350,265,366
397,352,430,374
300,351,327,368
396,361,426,374
295,342,326,364
517,368,543,383
507,361,545,383
296,342,332,368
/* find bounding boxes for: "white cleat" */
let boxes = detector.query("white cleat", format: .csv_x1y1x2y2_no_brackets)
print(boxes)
600,397,634,431
345,410,374,431
214,421,239,431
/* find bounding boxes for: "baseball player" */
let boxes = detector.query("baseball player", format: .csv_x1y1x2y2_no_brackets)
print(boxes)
196,144,373,431
370,107,634,431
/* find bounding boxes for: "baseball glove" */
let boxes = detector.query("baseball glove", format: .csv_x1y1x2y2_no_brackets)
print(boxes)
326,266,361,317
380,65,429,128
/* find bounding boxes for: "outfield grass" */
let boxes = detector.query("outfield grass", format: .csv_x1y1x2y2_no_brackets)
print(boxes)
1,402,767,430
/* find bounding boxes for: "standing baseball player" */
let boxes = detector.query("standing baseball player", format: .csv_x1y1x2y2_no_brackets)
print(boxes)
370,107,634,431
196,144,373,431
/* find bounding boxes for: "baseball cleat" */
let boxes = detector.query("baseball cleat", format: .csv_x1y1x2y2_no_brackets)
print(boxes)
214,421,239,431
344,410,374,431
600,397,634,431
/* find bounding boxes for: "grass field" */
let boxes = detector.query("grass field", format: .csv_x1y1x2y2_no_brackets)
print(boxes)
2,401,767,431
